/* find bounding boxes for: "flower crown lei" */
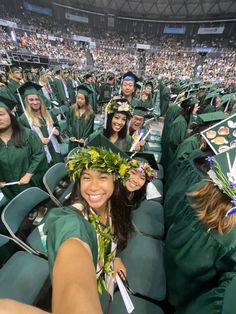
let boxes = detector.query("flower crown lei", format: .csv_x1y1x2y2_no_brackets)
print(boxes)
106,98,134,117
128,159,157,182
67,146,130,184
206,155,236,217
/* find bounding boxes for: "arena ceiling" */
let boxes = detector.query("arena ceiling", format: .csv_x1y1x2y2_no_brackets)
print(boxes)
59,0,236,20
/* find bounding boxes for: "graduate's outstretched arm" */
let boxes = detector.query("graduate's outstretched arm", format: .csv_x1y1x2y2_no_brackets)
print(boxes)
52,238,103,314
0,299,49,314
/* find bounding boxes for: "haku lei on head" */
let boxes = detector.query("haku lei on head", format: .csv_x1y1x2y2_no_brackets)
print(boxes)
206,155,236,217
106,97,134,118
67,146,130,185
128,159,158,182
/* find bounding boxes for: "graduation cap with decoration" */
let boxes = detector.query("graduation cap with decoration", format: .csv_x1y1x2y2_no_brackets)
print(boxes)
201,113,236,155
206,148,236,216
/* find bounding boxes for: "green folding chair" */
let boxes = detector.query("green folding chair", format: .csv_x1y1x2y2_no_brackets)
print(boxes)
43,162,73,207
0,233,49,305
1,187,50,255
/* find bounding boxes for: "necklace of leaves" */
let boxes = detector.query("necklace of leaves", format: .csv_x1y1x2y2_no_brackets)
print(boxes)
88,209,116,294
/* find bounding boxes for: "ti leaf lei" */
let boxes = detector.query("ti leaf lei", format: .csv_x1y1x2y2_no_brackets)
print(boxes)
88,211,116,294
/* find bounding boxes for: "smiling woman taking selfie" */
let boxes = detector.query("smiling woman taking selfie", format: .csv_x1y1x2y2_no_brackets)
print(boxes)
0,146,133,314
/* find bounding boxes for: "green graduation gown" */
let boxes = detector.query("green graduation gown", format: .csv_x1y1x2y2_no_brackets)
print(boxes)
18,113,63,165
67,106,95,151
164,149,207,231
165,134,199,185
161,103,181,166
43,206,98,274
165,184,236,314
162,115,187,169
52,77,69,106
0,127,48,200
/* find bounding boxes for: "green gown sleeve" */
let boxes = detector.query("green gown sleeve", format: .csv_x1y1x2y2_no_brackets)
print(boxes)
44,207,98,274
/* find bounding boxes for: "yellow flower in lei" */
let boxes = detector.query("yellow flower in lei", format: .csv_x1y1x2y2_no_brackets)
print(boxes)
119,163,127,177
89,149,100,160
68,161,75,171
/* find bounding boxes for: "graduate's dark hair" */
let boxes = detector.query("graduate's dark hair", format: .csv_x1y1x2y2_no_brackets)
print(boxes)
103,112,128,140
65,179,133,250
178,99,196,124
9,112,24,147
120,182,147,210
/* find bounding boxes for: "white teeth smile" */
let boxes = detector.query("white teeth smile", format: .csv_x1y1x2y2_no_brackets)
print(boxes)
88,194,104,201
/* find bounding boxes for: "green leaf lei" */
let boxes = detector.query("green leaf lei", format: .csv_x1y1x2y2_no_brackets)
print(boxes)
67,146,130,185
88,211,115,294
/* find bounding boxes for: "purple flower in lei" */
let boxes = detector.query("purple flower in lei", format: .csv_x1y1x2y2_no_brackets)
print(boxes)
205,155,215,166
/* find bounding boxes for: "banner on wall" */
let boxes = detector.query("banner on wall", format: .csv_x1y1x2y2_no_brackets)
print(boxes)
65,13,88,23
198,26,225,34
0,19,17,28
8,52,49,65
163,26,186,34
136,44,150,50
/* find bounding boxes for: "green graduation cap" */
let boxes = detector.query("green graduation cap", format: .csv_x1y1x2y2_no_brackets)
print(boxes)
11,66,22,73
221,93,236,105
197,112,227,123
205,88,224,100
0,95,17,112
126,152,158,170
76,85,93,97
53,65,61,74
200,84,216,90
133,106,148,117
86,133,129,159
0,88,19,111
18,81,42,98
136,82,143,90
145,81,154,90
189,97,200,105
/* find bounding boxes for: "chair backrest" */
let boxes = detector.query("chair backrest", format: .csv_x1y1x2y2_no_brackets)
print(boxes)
0,233,10,247
50,107,61,117
60,105,69,114
43,162,68,195
1,188,50,234
67,147,81,159
59,120,67,133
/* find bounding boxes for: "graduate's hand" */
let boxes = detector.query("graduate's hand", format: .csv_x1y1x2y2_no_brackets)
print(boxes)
134,140,145,151
0,182,6,188
113,257,126,282
78,138,85,144
41,137,50,145
69,137,77,142
19,173,33,185
53,129,59,136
